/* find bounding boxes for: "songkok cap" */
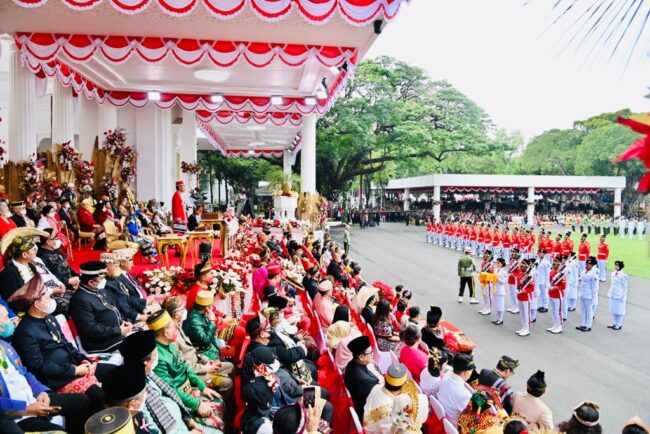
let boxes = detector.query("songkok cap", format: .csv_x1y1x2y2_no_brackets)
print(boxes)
251,346,276,365
198,242,212,255
119,330,156,363
10,201,25,208
263,285,278,299
103,364,146,403
249,254,261,267
427,306,443,327
318,280,333,293
147,309,172,331
162,295,185,314
468,369,480,385
498,355,520,371
268,295,288,310
566,231,572,236
8,274,47,311
175,180,185,187
100,252,120,264
85,407,135,434
623,417,650,434
194,258,212,278
527,370,547,397
273,403,307,434
453,354,475,372
586,256,598,266
114,248,137,261
385,363,408,388
80,261,107,276
347,335,371,358
267,263,282,277
246,317,264,335
195,290,214,307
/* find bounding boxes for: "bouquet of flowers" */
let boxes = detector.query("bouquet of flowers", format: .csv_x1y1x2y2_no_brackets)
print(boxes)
102,128,127,155
223,211,239,237
101,174,119,201
43,176,62,202
0,139,7,170
181,161,202,175
372,280,396,302
21,154,44,195
280,258,305,284
120,164,136,185
139,266,184,295
57,141,78,171
75,160,94,194
215,269,245,294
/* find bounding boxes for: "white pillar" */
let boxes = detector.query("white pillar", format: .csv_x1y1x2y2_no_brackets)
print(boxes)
283,150,292,174
135,106,174,203
179,109,197,188
97,103,117,147
300,114,317,193
8,46,36,161
52,80,75,148
403,188,410,211
527,186,535,226
76,96,98,159
614,188,622,218
433,185,441,221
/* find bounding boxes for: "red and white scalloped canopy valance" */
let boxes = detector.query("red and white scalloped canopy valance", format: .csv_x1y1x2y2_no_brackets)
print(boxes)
196,110,302,126
24,57,350,114
197,119,299,157
10,0,407,25
15,33,357,69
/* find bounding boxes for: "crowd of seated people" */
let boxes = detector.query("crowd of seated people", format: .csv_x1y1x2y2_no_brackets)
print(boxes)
0,190,648,434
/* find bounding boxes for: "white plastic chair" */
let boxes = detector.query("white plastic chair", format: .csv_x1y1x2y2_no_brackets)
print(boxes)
349,406,363,433
443,418,459,434
429,395,445,420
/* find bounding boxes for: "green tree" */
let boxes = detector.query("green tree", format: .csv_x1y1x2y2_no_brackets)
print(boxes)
515,129,583,175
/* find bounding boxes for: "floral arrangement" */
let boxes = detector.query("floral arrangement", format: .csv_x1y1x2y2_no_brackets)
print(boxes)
280,258,305,284
214,269,245,294
103,128,127,154
0,114,6,168
252,218,307,229
43,176,63,202
372,280,396,302
101,174,119,201
57,141,78,171
181,161,202,175
139,266,184,295
223,211,239,237
120,165,136,185
21,154,44,195
120,145,137,185
391,405,414,432
75,160,94,194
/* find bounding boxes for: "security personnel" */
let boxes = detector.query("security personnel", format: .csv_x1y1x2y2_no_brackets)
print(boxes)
457,247,478,304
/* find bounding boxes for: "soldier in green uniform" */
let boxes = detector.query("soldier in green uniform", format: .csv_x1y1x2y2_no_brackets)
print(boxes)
457,246,478,304
146,310,225,432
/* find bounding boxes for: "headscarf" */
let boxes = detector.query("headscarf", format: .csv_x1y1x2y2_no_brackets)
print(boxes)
326,321,352,350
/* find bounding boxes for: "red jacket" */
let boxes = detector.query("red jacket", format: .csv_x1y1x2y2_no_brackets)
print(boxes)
172,191,187,223
578,241,590,261
562,239,574,256
492,233,501,247
76,208,96,232
552,240,563,256
548,270,566,299
517,276,534,301
597,242,609,260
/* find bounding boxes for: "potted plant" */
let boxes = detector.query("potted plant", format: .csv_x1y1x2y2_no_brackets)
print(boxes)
268,170,300,220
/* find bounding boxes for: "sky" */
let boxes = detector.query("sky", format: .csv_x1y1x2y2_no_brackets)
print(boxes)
366,0,650,139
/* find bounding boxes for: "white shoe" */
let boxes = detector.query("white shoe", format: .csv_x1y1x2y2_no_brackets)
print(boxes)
511,308,520,314
479,309,491,315
458,297,463,303
506,307,513,313
551,327,563,334
469,298,479,305
517,329,530,336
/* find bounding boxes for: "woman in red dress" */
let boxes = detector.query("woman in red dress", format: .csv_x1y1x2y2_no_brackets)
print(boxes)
36,205,70,253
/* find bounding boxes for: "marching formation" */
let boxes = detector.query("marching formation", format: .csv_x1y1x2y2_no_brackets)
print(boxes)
425,221,630,337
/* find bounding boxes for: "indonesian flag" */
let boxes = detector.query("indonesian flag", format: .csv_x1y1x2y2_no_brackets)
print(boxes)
615,114,650,193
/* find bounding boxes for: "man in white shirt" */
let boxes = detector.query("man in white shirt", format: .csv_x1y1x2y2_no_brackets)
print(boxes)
437,353,475,426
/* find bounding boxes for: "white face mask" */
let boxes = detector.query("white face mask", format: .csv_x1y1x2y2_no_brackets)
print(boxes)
96,279,107,290
19,209,27,216
63,204,70,210
48,212,56,218
268,360,281,373
51,239,62,250
38,298,57,315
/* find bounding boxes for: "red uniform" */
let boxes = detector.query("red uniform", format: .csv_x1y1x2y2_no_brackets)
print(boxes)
0,217,17,237
578,241,591,261
469,226,478,241
548,269,566,299
172,190,187,223
501,232,511,249
517,275,534,301
552,239,563,256
483,230,492,246
76,208,97,232
561,238,574,256
492,232,500,248
597,242,609,260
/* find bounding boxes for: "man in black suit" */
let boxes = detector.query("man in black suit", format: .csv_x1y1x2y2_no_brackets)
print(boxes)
102,252,147,324
57,198,78,238
0,233,41,310
344,336,382,421
326,252,349,288
9,201,35,228
187,205,204,232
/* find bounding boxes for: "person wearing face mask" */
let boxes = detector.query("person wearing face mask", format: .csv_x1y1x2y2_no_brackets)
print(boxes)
77,198,108,251
120,330,221,434
0,201,18,237
0,229,45,308
36,204,71,253
57,198,79,239
37,228,80,315
69,261,133,354
102,363,155,434
241,346,294,434
10,275,108,403
9,201,35,228
102,253,148,325
0,303,93,434
147,310,225,432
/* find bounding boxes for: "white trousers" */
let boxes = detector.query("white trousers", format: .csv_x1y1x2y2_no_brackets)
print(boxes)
580,298,594,328
494,295,505,322
550,297,562,328
508,284,518,310
598,260,607,280
518,300,530,330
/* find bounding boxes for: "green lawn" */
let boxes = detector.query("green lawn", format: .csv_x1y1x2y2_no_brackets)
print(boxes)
559,229,650,279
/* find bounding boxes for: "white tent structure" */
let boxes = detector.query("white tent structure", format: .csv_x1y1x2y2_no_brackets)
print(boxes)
386,174,626,224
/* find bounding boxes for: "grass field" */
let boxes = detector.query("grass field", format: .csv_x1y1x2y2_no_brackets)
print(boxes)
561,229,650,279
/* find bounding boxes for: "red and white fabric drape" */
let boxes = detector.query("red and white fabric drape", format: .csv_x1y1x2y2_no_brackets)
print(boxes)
197,120,300,157
22,57,351,114
10,0,407,25
15,33,357,69
196,110,302,126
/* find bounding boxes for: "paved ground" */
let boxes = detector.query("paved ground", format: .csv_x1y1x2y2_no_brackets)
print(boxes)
333,223,650,433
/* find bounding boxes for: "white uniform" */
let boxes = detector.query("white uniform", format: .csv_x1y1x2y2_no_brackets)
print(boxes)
537,257,551,309
363,385,395,433
628,219,636,239
579,267,599,329
638,220,646,240
437,374,473,426
608,270,629,327
493,267,508,323
564,259,579,316
530,267,540,321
